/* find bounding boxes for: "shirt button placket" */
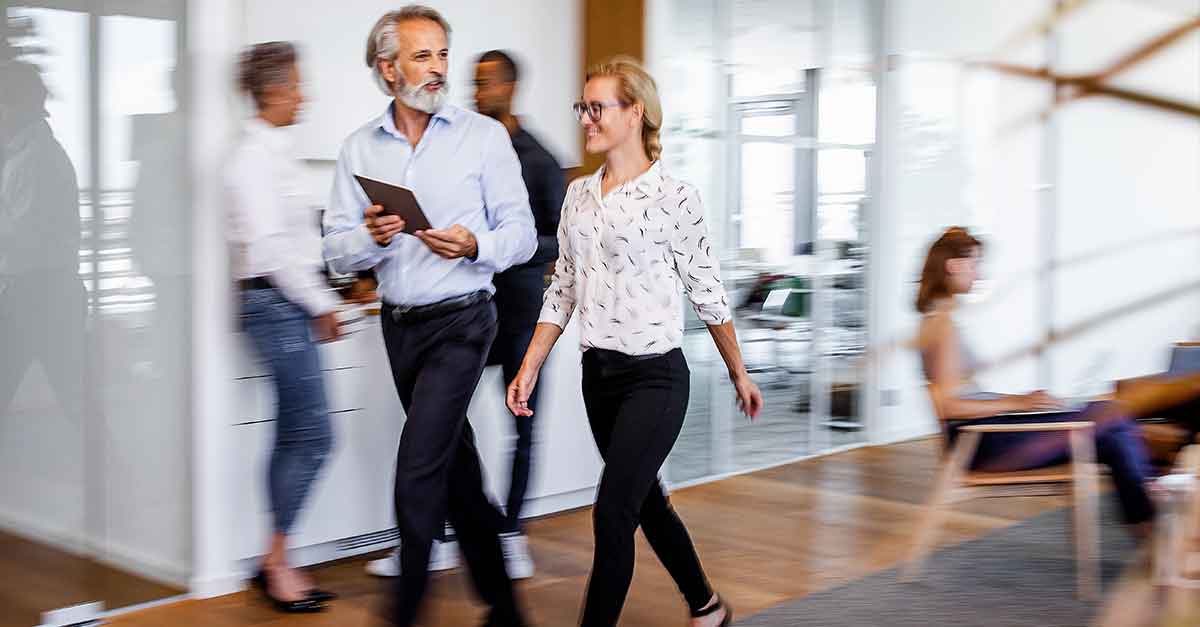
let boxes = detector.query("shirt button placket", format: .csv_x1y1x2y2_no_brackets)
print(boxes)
590,195,608,329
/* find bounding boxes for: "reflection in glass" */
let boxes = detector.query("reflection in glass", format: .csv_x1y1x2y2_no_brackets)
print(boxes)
739,142,795,263
741,112,795,137
730,0,816,98
100,8,191,598
657,0,877,484
1,9,92,621
1,3,189,621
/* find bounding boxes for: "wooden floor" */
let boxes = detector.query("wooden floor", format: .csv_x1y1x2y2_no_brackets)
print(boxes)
104,437,1195,626
0,530,182,627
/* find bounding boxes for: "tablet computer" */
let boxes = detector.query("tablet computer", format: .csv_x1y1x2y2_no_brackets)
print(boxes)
353,174,433,235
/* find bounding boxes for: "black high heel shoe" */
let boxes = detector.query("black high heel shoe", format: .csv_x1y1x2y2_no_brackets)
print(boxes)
251,570,328,613
306,587,338,602
692,596,732,626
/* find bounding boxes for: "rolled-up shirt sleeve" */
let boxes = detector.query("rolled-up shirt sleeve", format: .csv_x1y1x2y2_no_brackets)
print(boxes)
467,124,536,273
322,145,399,274
537,180,579,329
672,185,731,325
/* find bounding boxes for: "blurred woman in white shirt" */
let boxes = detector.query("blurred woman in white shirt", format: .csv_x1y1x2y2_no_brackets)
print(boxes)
225,42,339,614
507,57,762,627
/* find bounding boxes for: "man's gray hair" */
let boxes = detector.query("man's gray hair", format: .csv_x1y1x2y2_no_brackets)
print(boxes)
365,5,452,96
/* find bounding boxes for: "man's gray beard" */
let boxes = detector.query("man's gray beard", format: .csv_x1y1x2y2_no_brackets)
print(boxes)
396,78,447,114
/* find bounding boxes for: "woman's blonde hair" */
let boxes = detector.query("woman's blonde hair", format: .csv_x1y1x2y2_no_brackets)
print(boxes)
585,56,663,162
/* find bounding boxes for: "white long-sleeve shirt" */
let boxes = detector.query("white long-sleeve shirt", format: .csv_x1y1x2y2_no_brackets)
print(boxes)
539,162,732,356
225,118,338,317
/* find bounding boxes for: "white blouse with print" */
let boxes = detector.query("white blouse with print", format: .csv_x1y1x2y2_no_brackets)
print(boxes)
538,161,732,356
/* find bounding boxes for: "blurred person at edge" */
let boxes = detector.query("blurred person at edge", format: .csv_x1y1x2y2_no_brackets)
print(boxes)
474,48,565,577
224,41,340,614
917,227,1155,536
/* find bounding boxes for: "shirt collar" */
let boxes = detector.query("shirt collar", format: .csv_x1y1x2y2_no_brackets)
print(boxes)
244,116,293,155
635,160,665,194
588,160,665,202
377,100,458,141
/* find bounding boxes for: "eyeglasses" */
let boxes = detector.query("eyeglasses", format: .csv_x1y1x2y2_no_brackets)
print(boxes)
572,100,629,123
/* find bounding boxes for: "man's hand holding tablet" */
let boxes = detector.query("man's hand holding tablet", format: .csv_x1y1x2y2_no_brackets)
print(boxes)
356,175,477,258
416,226,478,260
365,204,406,246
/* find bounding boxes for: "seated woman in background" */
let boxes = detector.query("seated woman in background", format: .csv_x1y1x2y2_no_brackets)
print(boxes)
916,227,1155,534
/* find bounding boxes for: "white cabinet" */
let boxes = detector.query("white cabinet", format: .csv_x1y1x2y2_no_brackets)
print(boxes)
232,314,603,564
232,407,402,559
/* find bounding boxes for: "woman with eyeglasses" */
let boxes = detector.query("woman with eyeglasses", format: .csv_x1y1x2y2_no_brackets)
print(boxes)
506,57,761,627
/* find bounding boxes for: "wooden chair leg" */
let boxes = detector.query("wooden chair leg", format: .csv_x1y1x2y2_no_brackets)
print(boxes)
1069,427,1100,600
1157,493,1187,586
904,431,978,580
1168,446,1200,583
1182,449,1200,570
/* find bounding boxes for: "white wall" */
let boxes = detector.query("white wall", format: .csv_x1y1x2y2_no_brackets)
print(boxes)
242,1,583,267
870,0,1200,444
243,0,582,166
190,0,245,598
1049,1,1200,388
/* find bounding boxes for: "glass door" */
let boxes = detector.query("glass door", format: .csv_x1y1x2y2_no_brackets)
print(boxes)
729,97,821,469
655,0,880,485
809,0,878,453
1,3,190,624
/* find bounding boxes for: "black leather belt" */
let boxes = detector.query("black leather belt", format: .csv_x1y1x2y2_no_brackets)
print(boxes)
239,277,273,290
586,347,671,363
385,290,492,324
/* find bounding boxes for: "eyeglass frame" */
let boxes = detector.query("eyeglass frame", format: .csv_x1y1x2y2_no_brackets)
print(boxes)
572,99,631,123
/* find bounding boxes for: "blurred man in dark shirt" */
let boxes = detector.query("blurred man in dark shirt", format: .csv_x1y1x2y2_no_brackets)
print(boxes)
473,49,565,578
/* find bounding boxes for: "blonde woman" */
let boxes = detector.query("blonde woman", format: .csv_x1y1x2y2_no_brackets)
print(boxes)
507,58,760,627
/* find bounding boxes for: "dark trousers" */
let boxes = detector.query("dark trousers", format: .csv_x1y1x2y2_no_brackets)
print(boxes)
579,348,713,627
487,322,538,533
949,402,1156,524
381,300,523,627
488,267,545,533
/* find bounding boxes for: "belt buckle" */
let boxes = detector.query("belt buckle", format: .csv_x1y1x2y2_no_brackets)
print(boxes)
391,304,413,323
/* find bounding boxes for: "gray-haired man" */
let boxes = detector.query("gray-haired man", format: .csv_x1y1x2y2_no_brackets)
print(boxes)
322,6,532,626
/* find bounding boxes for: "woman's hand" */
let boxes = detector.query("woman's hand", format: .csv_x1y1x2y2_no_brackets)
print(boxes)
507,366,541,417
312,312,342,343
731,371,764,419
1020,390,1065,412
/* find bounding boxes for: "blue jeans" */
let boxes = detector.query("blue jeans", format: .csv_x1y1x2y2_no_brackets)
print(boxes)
948,402,1155,524
241,287,334,534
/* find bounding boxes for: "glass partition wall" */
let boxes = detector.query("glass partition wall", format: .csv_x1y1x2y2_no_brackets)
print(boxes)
1,2,191,624
652,0,878,485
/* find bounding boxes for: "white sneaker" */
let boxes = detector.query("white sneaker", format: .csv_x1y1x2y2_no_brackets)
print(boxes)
501,532,534,580
429,538,460,571
364,539,461,577
365,548,401,577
